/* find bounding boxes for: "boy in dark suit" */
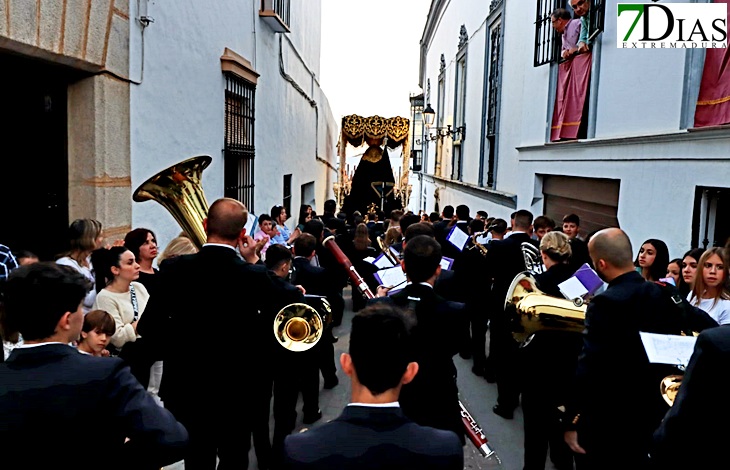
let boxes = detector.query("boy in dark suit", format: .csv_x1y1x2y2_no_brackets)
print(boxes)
371,235,467,443
283,303,463,470
0,262,188,469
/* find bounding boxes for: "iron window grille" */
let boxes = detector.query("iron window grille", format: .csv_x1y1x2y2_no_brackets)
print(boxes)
534,0,605,67
224,72,256,212
485,22,502,188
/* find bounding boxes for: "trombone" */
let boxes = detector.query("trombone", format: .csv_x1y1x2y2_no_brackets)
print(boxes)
273,297,331,352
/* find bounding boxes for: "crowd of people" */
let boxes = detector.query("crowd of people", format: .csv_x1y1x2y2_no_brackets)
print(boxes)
1,197,729,470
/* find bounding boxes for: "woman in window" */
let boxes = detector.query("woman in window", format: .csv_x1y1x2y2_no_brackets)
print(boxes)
634,238,669,282
688,247,730,325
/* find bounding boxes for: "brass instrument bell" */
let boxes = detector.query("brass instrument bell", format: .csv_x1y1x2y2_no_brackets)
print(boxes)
505,271,587,345
273,302,325,352
132,155,212,249
660,374,683,406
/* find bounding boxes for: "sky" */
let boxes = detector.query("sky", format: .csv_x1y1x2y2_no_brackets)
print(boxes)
320,0,432,125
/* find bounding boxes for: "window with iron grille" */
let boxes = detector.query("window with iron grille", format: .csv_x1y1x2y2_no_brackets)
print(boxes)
534,0,605,67
224,73,256,212
452,54,466,181
283,174,292,218
484,22,502,188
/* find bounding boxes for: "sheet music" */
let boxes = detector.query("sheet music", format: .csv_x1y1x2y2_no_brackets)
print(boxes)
639,332,697,366
446,227,469,251
363,256,376,264
372,252,396,269
374,265,407,289
244,213,258,236
440,256,454,271
558,276,588,300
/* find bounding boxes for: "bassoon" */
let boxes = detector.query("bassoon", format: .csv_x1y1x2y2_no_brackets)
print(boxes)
323,235,375,300
460,400,501,463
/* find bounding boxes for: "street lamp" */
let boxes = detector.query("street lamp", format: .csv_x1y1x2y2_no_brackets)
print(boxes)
424,124,466,142
423,103,435,127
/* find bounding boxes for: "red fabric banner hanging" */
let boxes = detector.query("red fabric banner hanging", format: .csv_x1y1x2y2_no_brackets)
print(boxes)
551,52,592,142
694,1,730,128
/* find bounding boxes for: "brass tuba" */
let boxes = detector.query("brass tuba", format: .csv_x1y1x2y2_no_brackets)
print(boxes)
504,271,587,345
521,242,544,274
132,155,212,249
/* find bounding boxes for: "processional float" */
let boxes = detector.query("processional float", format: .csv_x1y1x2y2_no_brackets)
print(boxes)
334,114,412,215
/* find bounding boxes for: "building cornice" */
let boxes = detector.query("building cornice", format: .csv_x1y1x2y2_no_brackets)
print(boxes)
517,126,730,161
427,174,517,208
419,0,449,87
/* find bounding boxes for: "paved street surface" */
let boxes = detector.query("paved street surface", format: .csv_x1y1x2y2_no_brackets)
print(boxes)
166,286,562,470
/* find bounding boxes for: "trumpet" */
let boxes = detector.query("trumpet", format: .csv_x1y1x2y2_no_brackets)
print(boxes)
376,234,400,266
466,231,488,256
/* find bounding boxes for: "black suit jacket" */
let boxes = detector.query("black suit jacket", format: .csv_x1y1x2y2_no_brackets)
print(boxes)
370,284,467,442
0,344,188,469
282,405,463,470
652,325,730,467
566,271,686,462
138,245,282,418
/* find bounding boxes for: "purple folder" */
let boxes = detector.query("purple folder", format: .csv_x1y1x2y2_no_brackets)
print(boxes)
573,263,604,296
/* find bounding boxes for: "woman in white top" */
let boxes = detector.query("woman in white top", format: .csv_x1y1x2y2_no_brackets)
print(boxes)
91,246,156,388
56,219,104,314
687,247,730,325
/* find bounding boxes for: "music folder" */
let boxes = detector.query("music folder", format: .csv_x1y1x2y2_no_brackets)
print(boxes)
446,226,469,251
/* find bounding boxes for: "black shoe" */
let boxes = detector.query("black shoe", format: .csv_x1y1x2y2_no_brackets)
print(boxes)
492,404,514,420
323,376,339,389
331,335,339,343
302,410,322,424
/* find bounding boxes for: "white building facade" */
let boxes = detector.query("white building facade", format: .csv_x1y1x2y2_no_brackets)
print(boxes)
1,0,337,258
413,0,730,257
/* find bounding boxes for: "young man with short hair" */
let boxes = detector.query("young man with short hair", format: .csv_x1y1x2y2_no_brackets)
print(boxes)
0,263,188,469
283,304,463,469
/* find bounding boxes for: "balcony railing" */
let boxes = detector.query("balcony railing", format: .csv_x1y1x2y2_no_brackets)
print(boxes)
260,0,290,33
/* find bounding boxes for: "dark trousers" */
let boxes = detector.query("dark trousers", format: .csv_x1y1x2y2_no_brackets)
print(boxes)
488,320,520,410
272,360,320,452
253,374,274,470
470,308,489,368
165,399,252,470
522,391,574,470
317,326,337,382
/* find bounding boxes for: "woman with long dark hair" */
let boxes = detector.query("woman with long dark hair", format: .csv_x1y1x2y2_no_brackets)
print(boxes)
634,238,670,282
679,248,705,298
124,227,159,295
